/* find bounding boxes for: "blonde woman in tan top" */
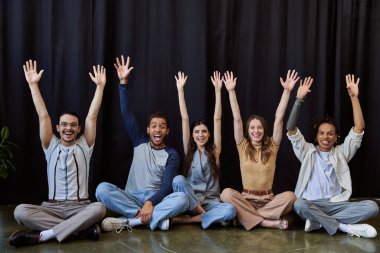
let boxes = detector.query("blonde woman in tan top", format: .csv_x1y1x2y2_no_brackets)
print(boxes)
220,70,298,230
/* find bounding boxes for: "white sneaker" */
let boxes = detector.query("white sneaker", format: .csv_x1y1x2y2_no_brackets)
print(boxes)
101,217,132,233
158,219,170,231
347,224,377,238
304,219,321,232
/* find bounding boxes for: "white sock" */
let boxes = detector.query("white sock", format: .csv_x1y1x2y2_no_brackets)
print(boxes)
338,223,348,233
127,218,143,227
39,229,56,242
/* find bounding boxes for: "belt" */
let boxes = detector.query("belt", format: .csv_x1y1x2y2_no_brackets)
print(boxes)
242,189,272,196
48,198,89,203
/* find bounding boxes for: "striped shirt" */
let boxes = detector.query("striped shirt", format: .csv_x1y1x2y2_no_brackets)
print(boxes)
44,135,93,200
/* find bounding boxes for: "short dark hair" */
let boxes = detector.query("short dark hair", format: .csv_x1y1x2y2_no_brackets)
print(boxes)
57,111,81,126
312,116,340,145
147,112,169,128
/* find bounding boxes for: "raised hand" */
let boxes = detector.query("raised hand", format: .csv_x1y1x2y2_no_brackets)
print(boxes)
346,74,360,98
222,71,237,91
114,55,134,84
175,71,188,90
296,76,314,99
280,69,300,91
23,60,44,86
211,71,222,91
89,65,106,87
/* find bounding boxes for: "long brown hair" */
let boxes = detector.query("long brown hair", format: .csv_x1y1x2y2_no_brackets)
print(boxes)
244,115,272,163
183,120,219,178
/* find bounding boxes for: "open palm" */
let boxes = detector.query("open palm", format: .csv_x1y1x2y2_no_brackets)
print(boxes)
114,55,134,82
280,69,299,91
223,71,237,91
211,71,222,91
23,60,44,85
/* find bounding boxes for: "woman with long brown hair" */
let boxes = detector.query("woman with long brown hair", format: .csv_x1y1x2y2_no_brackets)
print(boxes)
220,70,298,230
171,71,236,228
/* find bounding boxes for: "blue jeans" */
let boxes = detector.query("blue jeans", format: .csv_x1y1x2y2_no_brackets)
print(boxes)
172,175,236,229
96,182,189,230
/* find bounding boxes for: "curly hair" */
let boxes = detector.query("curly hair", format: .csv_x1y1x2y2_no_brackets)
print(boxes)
244,115,272,163
182,120,219,178
312,116,340,146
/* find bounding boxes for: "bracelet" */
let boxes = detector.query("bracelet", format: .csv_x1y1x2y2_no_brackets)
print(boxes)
31,92,40,96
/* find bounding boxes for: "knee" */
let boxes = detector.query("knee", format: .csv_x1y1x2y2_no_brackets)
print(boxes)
89,202,107,220
220,188,235,202
293,198,307,214
365,200,379,217
14,204,29,224
172,175,186,188
95,182,113,201
283,191,297,203
225,203,237,218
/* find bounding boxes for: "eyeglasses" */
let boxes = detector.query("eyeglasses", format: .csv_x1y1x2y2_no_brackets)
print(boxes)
59,122,79,128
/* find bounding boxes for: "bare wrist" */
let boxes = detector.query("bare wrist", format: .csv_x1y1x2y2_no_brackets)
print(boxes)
120,78,128,84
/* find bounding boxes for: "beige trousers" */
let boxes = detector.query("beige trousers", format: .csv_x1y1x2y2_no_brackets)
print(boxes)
220,188,296,230
14,201,106,242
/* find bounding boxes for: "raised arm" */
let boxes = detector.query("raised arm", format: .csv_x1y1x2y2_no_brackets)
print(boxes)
286,77,314,136
273,70,300,145
114,55,147,146
223,71,244,144
85,65,106,147
23,60,52,149
175,71,190,154
211,71,222,163
346,74,365,133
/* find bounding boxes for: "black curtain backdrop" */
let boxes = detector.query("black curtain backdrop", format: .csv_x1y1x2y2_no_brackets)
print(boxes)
0,0,379,204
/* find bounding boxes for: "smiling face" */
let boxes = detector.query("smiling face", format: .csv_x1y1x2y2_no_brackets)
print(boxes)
316,123,338,152
248,118,265,145
192,123,211,149
56,114,81,147
147,117,169,149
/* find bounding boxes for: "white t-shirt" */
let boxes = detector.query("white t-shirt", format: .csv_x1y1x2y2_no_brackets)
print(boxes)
302,150,342,200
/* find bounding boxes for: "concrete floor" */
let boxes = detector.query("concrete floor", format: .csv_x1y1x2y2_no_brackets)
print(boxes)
1,203,379,253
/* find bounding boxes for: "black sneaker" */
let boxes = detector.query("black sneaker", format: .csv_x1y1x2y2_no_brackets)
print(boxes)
80,224,101,241
9,230,40,247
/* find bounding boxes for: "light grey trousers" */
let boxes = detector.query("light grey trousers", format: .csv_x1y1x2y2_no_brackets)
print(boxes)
14,201,106,242
294,198,379,235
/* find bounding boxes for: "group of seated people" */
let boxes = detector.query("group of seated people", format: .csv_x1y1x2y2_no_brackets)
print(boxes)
8,56,379,247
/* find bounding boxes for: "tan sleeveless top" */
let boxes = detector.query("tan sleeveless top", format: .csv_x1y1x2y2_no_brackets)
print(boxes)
237,138,279,190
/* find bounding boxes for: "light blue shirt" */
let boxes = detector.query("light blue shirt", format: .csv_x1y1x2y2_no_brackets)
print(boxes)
302,150,342,200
